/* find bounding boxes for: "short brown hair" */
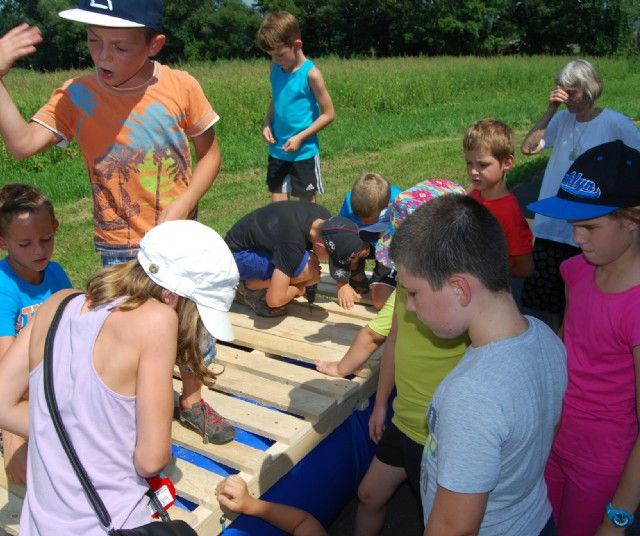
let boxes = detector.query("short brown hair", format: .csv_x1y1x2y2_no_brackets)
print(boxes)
350,173,391,220
463,119,515,163
257,11,301,52
0,183,55,236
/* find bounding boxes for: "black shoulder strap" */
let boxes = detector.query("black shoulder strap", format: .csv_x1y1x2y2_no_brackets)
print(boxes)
42,292,114,529
42,292,171,533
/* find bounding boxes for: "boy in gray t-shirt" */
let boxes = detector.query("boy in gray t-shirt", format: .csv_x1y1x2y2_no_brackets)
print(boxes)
389,194,566,535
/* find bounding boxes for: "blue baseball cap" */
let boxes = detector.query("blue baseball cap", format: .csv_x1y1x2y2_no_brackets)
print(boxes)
59,0,163,32
528,140,640,221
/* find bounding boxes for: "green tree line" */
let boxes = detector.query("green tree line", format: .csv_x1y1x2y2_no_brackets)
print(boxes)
1,0,638,71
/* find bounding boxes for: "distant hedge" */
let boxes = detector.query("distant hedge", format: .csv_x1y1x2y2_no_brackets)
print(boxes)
0,0,638,71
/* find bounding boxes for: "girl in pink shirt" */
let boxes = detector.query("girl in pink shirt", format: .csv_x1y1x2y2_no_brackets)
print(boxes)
529,140,640,535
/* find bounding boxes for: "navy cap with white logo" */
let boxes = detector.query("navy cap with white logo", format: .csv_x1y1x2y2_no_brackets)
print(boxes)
59,0,163,32
528,140,640,221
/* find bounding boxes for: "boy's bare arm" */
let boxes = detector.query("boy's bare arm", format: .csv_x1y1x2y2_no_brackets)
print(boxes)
217,475,327,536
316,325,386,377
520,86,567,155
0,24,60,158
262,99,276,144
282,67,335,153
369,313,397,443
159,128,220,223
425,486,488,536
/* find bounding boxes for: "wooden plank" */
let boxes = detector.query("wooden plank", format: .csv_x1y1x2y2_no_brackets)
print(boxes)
231,325,345,364
170,504,222,536
0,452,22,536
165,457,224,511
230,303,362,349
0,485,21,536
215,346,359,402
229,304,362,364
212,366,336,422
192,380,310,444
171,422,267,474
291,295,376,322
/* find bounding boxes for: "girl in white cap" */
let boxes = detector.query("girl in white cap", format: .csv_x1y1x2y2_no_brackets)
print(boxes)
0,220,238,534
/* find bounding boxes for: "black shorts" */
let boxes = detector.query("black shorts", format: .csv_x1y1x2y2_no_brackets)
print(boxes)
522,238,581,315
370,262,397,288
266,155,324,197
352,247,397,288
375,421,423,496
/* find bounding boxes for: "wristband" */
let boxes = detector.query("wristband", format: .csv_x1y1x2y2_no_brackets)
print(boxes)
606,502,635,528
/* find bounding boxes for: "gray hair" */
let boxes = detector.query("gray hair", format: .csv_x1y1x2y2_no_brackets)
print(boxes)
555,59,603,103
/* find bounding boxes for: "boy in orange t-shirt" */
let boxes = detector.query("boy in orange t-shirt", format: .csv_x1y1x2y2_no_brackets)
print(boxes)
0,0,220,266
0,1,229,444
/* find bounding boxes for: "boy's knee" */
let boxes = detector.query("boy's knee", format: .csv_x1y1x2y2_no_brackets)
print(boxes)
358,476,387,508
357,479,376,506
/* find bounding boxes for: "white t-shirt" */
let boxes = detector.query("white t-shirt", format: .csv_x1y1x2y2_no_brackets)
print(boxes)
533,108,640,245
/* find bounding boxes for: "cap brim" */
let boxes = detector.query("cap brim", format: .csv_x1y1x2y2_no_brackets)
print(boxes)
59,9,145,28
197,304,235,342
328,257,351,281
359,221,389,233
527,196,617,222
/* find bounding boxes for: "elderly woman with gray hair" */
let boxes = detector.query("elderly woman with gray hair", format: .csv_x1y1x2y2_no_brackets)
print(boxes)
520,59,640,326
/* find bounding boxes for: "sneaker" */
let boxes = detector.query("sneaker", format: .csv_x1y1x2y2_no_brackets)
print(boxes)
237,282,287,317
176,398,236,444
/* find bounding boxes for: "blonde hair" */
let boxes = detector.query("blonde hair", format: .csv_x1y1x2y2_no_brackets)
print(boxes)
556,60,603,104
610,206,640,228
85,261,216,386
257,11,301,52
351,173,392,219
463,119,515,163
0,183,55,236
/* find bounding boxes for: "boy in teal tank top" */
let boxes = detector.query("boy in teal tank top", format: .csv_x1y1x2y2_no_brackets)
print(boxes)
257,11,335,203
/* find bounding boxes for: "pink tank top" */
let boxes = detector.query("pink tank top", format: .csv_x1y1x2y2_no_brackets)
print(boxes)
20,295,151,534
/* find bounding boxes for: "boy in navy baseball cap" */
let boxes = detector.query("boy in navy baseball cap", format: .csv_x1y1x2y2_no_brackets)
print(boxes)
59,0,163,31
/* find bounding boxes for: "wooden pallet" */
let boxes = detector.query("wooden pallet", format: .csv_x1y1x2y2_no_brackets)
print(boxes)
0,278,379,535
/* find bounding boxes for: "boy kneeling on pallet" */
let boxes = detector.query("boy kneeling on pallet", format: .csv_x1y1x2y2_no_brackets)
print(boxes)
224,201,368,317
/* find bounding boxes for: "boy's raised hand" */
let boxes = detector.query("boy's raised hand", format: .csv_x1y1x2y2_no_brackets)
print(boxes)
0,24,42,79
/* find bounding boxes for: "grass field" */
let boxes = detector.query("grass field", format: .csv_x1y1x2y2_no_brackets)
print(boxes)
1,54,639,284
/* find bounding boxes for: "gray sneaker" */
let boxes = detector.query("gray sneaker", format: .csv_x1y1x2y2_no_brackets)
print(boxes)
236,281,287,317
176,399,235,444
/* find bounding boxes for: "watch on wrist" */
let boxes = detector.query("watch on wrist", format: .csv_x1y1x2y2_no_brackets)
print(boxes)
606,502,635,528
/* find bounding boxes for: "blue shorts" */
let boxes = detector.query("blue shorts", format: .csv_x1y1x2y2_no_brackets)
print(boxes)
179,334,217,374
97,246,138,267
233,250,310,281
